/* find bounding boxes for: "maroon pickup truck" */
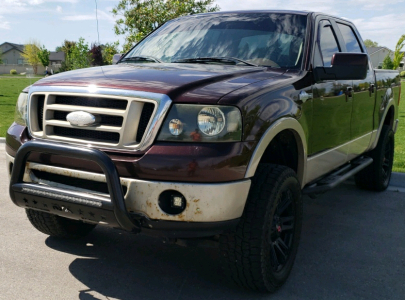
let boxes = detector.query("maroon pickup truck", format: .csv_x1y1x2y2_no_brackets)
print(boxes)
6,10,401,292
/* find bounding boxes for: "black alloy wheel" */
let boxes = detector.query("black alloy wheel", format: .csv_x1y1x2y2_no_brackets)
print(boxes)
268,189,295,272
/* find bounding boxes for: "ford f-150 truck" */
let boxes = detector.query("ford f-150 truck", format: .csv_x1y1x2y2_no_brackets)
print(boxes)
5,10,401,292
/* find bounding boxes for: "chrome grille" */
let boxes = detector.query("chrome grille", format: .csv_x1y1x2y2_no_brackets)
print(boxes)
27,87,171,152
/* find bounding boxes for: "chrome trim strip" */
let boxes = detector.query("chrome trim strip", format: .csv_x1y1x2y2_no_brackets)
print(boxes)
244,117,307,187
27,86,172,152
6,154,251,222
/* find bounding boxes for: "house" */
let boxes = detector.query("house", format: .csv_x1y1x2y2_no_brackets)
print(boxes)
49,51,65,65
0,42,25,64
366,46,393,69
366,46,405,70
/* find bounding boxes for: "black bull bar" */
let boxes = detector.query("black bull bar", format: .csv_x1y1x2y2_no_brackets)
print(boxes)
9,140,143,232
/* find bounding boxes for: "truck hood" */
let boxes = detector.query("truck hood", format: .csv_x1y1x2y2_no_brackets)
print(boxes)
34,64,286,104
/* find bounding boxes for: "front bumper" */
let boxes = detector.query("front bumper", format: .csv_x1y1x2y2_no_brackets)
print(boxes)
7,141,250,237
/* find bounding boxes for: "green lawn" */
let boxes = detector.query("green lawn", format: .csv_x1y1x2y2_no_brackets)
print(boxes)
0,77,404,172
0,74,45,78
393,81,405,172
0,77,42,137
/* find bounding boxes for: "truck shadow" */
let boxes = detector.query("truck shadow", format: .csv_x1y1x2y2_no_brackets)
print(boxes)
44,184,405,300
45,227,262,300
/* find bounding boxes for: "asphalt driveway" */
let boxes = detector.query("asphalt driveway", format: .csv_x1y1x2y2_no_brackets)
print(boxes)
1,143,405,300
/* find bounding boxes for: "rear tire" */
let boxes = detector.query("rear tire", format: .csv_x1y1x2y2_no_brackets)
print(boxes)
26,209,96,239
355,125,394,191
220,164,303,292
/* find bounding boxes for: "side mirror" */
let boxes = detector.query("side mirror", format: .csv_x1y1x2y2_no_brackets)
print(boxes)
112,53,124,65
313,53,368,82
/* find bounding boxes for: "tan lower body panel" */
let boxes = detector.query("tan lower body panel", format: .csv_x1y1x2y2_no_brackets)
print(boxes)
5,153,251,222
306,132,373,184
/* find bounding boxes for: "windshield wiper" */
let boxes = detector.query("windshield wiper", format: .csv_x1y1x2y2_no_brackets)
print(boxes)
173,57,258,67
120,56,162,63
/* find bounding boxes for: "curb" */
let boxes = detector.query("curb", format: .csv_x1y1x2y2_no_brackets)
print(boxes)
390,172,405,189
0,137,5,143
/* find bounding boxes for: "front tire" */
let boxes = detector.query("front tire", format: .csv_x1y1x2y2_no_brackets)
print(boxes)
26,209,96,239
355,125,394,191
220,164,303,292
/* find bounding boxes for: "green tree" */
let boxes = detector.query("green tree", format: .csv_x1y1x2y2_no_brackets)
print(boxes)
58,38,92,71
112,0,220,52
37,46,50,67
364,39,379,48
102,41,120,65
393,34,405,70
59,40,76,72
382,54,394,70
70,37,92,69
21,39,41,74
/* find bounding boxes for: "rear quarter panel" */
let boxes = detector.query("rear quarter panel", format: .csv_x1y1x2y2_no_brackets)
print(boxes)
374,70,400,131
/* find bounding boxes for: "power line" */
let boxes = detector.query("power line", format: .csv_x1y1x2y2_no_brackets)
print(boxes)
95,0,100,45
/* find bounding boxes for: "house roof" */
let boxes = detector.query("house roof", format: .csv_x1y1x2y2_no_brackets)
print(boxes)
366,46,392,55
0,42,24,53
49,51,65,61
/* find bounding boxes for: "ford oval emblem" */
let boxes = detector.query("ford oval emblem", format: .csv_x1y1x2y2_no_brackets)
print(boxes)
66,111,99,127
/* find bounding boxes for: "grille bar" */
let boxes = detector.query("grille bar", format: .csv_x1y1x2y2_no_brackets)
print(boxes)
46,104,126,116
46,120,121,133
53,111,124,127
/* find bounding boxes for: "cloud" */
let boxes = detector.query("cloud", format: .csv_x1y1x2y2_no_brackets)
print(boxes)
0,16,11,30
62,9,116,23
215,0,339,15
352,13,405,49
355,0,404,10
56,5,62,13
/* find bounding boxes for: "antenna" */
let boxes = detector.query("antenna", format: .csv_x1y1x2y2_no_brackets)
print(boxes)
95,0,100,45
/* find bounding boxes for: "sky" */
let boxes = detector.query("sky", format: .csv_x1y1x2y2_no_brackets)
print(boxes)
0,0,404,52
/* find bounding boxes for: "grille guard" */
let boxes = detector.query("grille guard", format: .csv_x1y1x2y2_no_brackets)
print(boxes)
9,140,142,232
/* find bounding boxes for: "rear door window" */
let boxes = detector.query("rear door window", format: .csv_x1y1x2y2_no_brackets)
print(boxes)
337,23,362,53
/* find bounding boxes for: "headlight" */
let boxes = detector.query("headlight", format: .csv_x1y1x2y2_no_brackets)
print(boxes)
157,104,242,142
14,92,29,126
198,107,225,136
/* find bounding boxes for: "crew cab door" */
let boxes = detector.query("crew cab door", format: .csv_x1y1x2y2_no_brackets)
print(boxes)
310,19,353,155
308,19,352,180
334,21,375,159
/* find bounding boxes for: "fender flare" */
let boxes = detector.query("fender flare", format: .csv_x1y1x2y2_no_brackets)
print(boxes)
244,117,308,187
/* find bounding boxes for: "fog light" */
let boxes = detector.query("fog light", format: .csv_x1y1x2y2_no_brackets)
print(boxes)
171,195,185,209
158,190,187,215
169,119,183,136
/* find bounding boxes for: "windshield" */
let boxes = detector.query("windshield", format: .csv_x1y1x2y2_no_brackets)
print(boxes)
124,13,308,68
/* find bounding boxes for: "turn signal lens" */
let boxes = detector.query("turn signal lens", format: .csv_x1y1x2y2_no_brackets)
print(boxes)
169,119,183,136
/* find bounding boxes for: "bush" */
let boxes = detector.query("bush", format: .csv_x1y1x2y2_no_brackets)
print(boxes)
400,71,405,77
10,69,17,75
